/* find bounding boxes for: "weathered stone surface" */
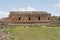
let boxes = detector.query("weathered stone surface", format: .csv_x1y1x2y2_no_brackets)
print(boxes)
0,11,60,27
0,30,10,40
9,11,51,23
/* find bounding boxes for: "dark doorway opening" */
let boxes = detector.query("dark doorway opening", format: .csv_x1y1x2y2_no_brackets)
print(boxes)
19,17,21,20
48,17,50,20
28,17,30,20
38,17,40,20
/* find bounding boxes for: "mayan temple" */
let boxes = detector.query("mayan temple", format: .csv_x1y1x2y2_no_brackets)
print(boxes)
0,11,60,27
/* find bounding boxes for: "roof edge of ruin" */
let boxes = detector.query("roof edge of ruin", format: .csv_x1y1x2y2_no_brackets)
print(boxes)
10,11,51,15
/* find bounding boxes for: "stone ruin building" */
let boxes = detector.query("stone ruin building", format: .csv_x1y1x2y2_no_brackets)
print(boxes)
0,11,60,27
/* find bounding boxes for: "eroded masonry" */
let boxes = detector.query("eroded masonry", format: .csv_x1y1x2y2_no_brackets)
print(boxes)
0,11,60,27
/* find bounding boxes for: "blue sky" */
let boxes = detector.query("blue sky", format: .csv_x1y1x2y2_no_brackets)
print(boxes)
0,0,60,18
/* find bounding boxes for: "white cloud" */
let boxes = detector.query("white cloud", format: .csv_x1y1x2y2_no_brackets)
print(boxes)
54,2,60,8
11,6,39,11
0,11,9,18
0,6,39,19
0,6,39,18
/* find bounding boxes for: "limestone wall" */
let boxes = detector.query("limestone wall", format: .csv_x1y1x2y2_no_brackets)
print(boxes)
0,11,60,27
9,11,51,23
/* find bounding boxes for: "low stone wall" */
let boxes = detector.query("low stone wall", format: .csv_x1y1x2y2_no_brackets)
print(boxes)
0,21,60,28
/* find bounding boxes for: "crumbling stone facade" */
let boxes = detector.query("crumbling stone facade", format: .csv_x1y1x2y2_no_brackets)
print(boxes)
0,11,60,26
9,11,57,23
9,11,58,25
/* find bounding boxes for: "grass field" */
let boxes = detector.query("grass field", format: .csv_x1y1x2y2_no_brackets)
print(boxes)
2,26,60,40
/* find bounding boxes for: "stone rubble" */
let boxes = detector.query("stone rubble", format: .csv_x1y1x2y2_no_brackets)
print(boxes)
0,30,10,40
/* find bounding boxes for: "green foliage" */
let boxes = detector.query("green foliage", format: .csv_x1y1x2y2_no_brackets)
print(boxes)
57,16,60,20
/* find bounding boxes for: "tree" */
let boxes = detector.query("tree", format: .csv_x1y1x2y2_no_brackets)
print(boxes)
57,17,60,20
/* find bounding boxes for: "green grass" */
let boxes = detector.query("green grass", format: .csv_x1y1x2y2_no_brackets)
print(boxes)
2,26,60,40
